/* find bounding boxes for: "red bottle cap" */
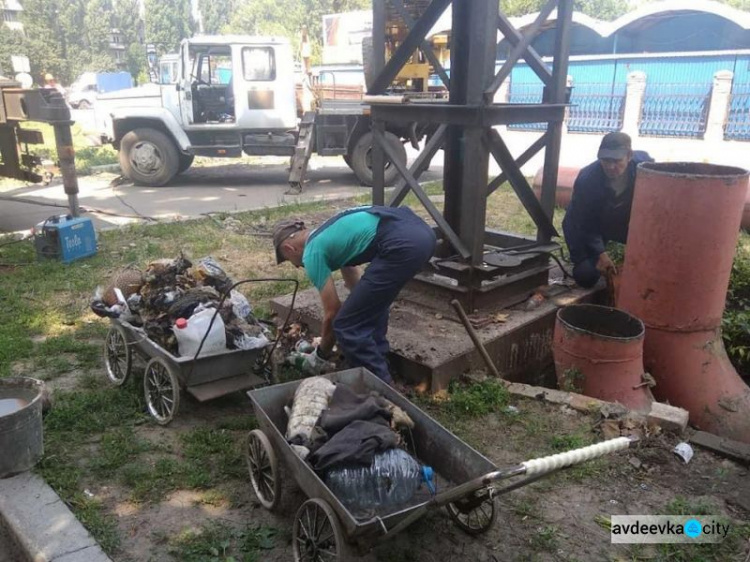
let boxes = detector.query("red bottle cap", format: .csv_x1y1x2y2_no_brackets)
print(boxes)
175,318,187,329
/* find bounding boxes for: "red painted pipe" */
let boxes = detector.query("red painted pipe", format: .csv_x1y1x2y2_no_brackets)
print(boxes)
553,304,653,411
532,166,750,230
619,162,750,442
532,167,578,209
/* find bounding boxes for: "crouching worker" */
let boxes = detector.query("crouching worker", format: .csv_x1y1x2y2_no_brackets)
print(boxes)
562,132,653,288
273,206,436,385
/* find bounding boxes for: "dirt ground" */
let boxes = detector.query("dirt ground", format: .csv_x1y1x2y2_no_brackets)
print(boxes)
53,359,749,562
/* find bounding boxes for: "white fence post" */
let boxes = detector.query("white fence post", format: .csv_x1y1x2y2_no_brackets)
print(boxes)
705,70,734,142
622,71,646,138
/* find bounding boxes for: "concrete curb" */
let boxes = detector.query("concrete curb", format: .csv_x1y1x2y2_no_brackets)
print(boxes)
503,381,689,433
0,472,111,562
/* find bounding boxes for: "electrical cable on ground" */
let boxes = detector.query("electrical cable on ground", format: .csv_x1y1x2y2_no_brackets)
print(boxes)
0,194,156,222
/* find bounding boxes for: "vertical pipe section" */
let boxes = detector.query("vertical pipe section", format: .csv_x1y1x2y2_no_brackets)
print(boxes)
53,122,80,217
371,0,387,92
619,162,750,442
538,0,573,242
371,119,386,206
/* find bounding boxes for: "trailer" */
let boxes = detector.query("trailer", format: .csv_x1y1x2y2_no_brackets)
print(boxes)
94,36,428,191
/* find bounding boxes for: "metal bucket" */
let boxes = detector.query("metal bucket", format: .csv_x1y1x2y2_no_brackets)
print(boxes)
553,304,653,411
0,377,45,478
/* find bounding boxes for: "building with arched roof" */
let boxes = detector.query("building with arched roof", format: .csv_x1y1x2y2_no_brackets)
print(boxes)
497,0,750,56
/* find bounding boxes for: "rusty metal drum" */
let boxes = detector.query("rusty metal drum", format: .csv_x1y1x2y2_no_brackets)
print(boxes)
553,304,652,411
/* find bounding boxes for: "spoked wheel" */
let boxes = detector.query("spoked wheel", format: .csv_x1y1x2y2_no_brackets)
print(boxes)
246,429,280,510
143,357,181,425
293,498,348,562
446,492,497,535
104,325,132,386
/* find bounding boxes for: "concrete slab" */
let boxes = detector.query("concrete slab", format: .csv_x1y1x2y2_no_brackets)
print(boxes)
0,472,111,562
272,279,599,391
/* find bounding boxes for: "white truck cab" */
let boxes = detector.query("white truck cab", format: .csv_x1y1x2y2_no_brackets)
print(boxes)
96,35,411,188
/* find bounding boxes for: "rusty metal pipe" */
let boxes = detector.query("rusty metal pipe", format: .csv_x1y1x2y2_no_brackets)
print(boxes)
52,122,80,217
450,299,501,378
619,162,750,442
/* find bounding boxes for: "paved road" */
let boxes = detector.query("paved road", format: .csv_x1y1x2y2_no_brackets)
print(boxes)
0,155,443,233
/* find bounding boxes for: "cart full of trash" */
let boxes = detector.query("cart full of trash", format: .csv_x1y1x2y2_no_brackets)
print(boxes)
91,254,293,425
246,368,634,560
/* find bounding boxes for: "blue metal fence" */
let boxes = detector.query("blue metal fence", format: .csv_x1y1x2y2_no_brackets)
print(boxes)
639,83,711,138
725,83,750,140
568,83,626,133
507,82,546,131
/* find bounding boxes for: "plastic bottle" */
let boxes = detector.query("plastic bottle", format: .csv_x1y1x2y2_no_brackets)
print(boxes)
173,308,226,358
324,448,433,513
295,340,315,354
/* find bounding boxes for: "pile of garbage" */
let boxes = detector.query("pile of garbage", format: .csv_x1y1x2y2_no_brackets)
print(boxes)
91,254,270,357
285,376,433,516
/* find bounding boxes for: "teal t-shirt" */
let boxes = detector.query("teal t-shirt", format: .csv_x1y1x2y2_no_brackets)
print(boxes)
303,209,380,290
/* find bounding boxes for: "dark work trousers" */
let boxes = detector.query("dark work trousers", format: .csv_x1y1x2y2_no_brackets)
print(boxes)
333,207,436,383
572,257,601,288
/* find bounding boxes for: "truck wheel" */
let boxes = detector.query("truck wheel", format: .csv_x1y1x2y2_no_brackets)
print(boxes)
177,154,195,174
78,99,91,110
350,131,406,187
119,128,179,187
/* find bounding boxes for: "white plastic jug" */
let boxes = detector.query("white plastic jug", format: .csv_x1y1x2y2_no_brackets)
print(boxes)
173,308,227,358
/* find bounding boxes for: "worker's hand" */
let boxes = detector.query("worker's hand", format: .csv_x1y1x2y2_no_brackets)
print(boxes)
596,252,617,275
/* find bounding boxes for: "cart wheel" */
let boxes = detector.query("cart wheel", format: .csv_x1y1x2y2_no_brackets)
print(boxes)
104,325,132,386
293,498,348,562
246,429,280,510
446,493,497,535
143,357,180,425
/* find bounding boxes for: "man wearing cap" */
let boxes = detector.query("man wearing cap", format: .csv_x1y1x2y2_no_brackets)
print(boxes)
562,132,653,288
273,206,436,385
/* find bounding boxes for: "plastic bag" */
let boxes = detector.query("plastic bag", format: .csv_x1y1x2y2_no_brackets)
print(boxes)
230,290,253,320
233,333,269,350
194,256,233,294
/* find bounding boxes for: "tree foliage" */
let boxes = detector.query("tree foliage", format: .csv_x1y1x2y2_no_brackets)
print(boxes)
225,0,370,63
198,0,235,35
145,0,195,55
500,0,630,20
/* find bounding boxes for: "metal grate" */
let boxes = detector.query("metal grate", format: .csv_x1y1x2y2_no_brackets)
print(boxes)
639,83,711,139
507,82,546,131
724,83,750,141
568,83,626,133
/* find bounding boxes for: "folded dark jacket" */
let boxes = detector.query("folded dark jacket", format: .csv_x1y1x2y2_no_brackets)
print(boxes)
319,384,391,434
308,420,399,471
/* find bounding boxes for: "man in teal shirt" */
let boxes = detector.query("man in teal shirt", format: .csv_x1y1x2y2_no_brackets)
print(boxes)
273,205,436,385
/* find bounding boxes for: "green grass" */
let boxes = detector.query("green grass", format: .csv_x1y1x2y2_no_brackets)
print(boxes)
0,199,339,554
530,525,560,552
168,521,278,562
651,496,750,562
15,122,118,177
444,379,510,418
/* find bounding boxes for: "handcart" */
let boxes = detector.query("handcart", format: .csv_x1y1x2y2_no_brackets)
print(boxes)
103,278,299,425
246,368,634,560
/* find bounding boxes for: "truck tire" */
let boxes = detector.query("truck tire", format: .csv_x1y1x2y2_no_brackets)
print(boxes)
78,99,91,110
350,131,406,187
177,154,195,174
119,128,179,187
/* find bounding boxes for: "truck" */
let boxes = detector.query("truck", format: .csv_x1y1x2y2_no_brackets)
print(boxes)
67,72,133,109
95,35,426,189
